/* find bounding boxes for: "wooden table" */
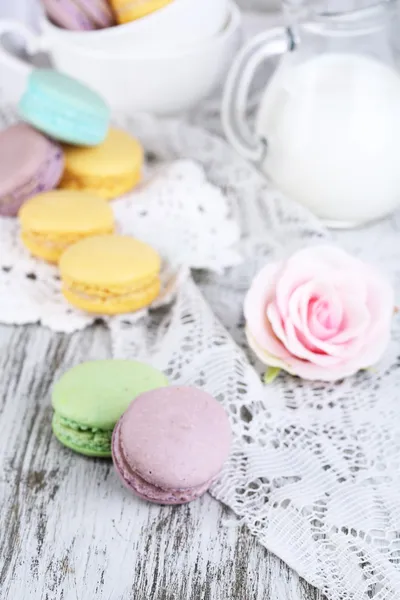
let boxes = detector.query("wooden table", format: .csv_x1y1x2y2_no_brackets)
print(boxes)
0,323,324,599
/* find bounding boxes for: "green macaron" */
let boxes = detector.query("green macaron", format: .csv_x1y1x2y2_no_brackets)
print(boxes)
51,360,168,457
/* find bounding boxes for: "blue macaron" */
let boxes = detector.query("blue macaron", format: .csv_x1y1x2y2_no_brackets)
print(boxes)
19,69,110,147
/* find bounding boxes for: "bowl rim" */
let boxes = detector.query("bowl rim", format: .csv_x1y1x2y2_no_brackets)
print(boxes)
42,2,241,60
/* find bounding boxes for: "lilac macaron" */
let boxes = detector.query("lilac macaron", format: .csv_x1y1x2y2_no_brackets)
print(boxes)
112,386,232,505
42,0,116,30
0,123,64,217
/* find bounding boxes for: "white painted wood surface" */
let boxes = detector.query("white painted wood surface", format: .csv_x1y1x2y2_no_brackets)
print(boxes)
0,323,325,599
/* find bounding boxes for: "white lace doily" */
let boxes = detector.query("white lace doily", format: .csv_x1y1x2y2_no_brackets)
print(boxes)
2,103,400,600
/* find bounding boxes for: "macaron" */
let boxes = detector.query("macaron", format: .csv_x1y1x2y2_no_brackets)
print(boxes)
59,234,161,314
42,0,115,30
19,190,115,263
112,386,232,504
0,123,64,217
59,128,143,200
52,360,169,457
111,0,173,24
19,69,110,146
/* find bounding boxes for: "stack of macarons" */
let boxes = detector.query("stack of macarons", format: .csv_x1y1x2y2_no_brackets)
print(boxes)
18,208,162,314
40,0,173,29
51,359,232,505
0,68,112,218
0,68,144,217
0,68,160,315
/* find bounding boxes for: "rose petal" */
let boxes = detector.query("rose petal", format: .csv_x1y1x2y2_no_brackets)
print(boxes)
309,298,343,340
247,324,371,382
245,328,295,373
352,271,394,366
365,270,394,327
268,303,342,366
293,281,343,340
352,329,391,370
275,246,369,319
285,355,368,381
328,265,393,348
290,286,370,357
328,271,368,306
286,245,367,273
275,247,346,305
326,294,370,346
244,262,291,360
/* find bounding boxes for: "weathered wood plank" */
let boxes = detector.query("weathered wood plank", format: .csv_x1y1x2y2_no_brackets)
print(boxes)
0,324,324,599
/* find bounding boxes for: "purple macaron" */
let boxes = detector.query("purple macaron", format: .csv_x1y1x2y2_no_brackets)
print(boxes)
112,386,232,505
0,123,64,217
42,0,116,30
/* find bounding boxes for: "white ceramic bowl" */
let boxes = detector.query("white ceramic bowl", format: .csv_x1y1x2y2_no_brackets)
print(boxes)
39,0,230,54
0,3,242,116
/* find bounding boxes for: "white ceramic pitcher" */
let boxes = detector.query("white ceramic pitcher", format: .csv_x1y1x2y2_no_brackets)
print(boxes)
222,0,400,228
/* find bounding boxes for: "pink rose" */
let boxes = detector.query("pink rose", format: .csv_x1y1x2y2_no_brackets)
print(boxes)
244,245,394,381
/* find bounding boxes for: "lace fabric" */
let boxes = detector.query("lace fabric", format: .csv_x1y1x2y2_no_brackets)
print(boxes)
1,106,400,600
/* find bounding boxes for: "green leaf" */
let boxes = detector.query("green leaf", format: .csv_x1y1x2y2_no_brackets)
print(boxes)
263,367,281,384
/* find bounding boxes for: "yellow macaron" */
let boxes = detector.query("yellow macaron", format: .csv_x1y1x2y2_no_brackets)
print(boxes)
19,190,115,263
59,128,143,200
111,0,173,24
59,234,161,315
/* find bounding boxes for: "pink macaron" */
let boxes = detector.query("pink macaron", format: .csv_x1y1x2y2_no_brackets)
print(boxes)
112,386,232,505
0,123,64,217
42,0,115,31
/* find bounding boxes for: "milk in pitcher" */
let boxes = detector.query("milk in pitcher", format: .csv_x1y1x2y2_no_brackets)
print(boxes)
256,53,400,226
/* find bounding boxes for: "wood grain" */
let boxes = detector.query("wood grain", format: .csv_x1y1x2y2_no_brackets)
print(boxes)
0,324,324,599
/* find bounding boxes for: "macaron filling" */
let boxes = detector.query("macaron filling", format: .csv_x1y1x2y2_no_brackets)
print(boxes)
52,413,112,455
60,170,141,198
21,227,114,251
112,420,214,504
62,278,160,300
61,280,160,314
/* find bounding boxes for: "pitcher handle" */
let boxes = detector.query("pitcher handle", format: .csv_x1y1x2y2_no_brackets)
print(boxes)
0,20,46,75
222,28,288,162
